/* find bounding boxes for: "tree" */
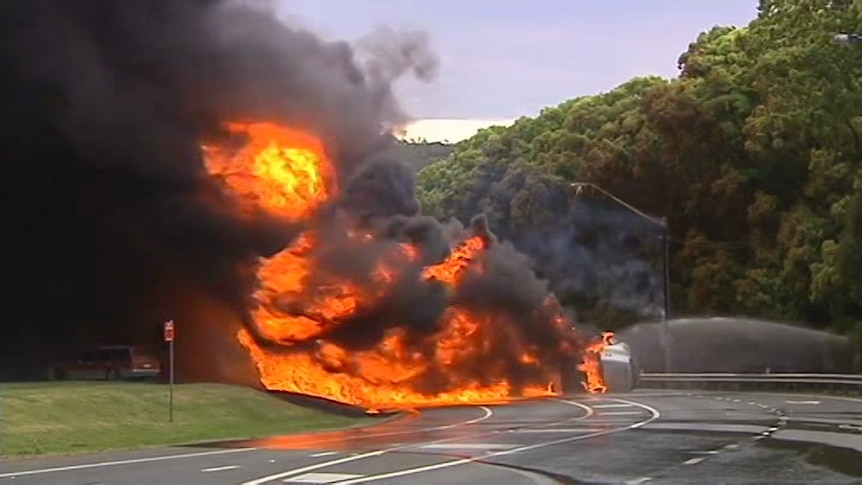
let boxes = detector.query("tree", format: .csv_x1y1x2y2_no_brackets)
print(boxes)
417,0,862,361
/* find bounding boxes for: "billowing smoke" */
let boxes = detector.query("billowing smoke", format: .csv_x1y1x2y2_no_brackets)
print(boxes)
0,0,436,378
2,0,579,404
506,199,666,326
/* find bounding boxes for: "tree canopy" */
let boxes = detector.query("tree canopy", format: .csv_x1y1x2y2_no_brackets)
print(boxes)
416,0,862,365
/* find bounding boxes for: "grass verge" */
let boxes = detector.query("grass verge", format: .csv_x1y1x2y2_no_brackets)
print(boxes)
1,382,369,456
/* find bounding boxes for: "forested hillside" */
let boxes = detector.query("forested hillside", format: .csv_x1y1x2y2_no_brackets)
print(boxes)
416,0,862,359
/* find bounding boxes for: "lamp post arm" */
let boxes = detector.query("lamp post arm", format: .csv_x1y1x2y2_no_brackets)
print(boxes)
570,182,666,228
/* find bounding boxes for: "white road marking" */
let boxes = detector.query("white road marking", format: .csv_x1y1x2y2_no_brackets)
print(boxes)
591,403,634,409
239,406,495,485
786,400,820,405
202,465,240,472
683,457,706,465
724,444,740,450
285,472,363,483
598,411,642,416
0,448,257,478
626,478,653,484
509,428,603,434
333,398,660,484
421,443,516,450
244,398,598,485
555,398,595,419
309,452,339,458
689,450,720,455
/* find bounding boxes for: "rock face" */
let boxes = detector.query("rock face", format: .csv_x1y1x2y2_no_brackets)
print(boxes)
618,317,854,374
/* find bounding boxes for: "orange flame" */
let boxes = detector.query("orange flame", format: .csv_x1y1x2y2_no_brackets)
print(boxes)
203,122,335,221
577,331,614,394
202,122,579,409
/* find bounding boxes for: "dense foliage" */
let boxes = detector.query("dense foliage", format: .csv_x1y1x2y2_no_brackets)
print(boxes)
416,0,862,363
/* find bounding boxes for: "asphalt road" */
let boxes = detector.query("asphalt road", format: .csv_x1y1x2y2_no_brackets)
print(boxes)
2,390,861,484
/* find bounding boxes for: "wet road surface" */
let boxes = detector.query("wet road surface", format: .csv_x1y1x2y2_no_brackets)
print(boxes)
2,390,860,484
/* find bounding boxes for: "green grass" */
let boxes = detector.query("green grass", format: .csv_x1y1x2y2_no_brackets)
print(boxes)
1,382,368,456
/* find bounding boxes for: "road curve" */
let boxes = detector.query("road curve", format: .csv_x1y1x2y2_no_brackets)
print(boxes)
1,391,860,484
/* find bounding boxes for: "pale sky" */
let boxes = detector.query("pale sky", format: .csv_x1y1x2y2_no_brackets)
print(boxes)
277,1,758,141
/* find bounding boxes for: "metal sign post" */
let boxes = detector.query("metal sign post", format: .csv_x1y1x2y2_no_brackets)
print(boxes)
164,320,175,423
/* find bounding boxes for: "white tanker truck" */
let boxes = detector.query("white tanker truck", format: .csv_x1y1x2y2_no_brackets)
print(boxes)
599,334,640,392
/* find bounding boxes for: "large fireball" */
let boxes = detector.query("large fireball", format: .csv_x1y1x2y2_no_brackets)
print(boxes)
202,122,602,410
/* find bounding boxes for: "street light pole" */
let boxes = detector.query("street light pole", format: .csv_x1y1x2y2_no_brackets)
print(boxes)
661,217,672,373
570,182,672,372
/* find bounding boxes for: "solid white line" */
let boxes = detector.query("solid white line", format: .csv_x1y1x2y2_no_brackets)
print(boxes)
598,411,642,416
334,398,660,484
683,457,706,465
554,398,595,419
202,465,241,472
309,451,338,458
591,403,634,409
0,448,257,478
239,406,495,485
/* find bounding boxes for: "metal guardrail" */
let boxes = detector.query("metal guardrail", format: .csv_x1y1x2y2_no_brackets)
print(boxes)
639,372,862,395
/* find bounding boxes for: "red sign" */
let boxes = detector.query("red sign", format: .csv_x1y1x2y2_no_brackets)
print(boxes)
164,320,175,342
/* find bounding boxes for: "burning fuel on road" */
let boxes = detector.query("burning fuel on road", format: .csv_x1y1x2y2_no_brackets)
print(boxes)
1,0,607,406
203,121,605,409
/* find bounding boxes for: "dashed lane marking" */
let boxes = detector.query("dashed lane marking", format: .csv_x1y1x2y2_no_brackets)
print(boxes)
285,472,364,483
598,411,643,416
0,448,257,478
509,428,604,434
420,443,517,450
201,465,240,472
683,457,706,465
626,478,653,484
309,452,339,458
591,403,635,409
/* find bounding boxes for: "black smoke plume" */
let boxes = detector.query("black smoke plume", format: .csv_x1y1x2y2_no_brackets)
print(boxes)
484,196,666,329
0,0,436,379
2,0,578,397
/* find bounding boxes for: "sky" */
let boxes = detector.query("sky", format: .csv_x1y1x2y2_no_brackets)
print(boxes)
277,0,759,141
